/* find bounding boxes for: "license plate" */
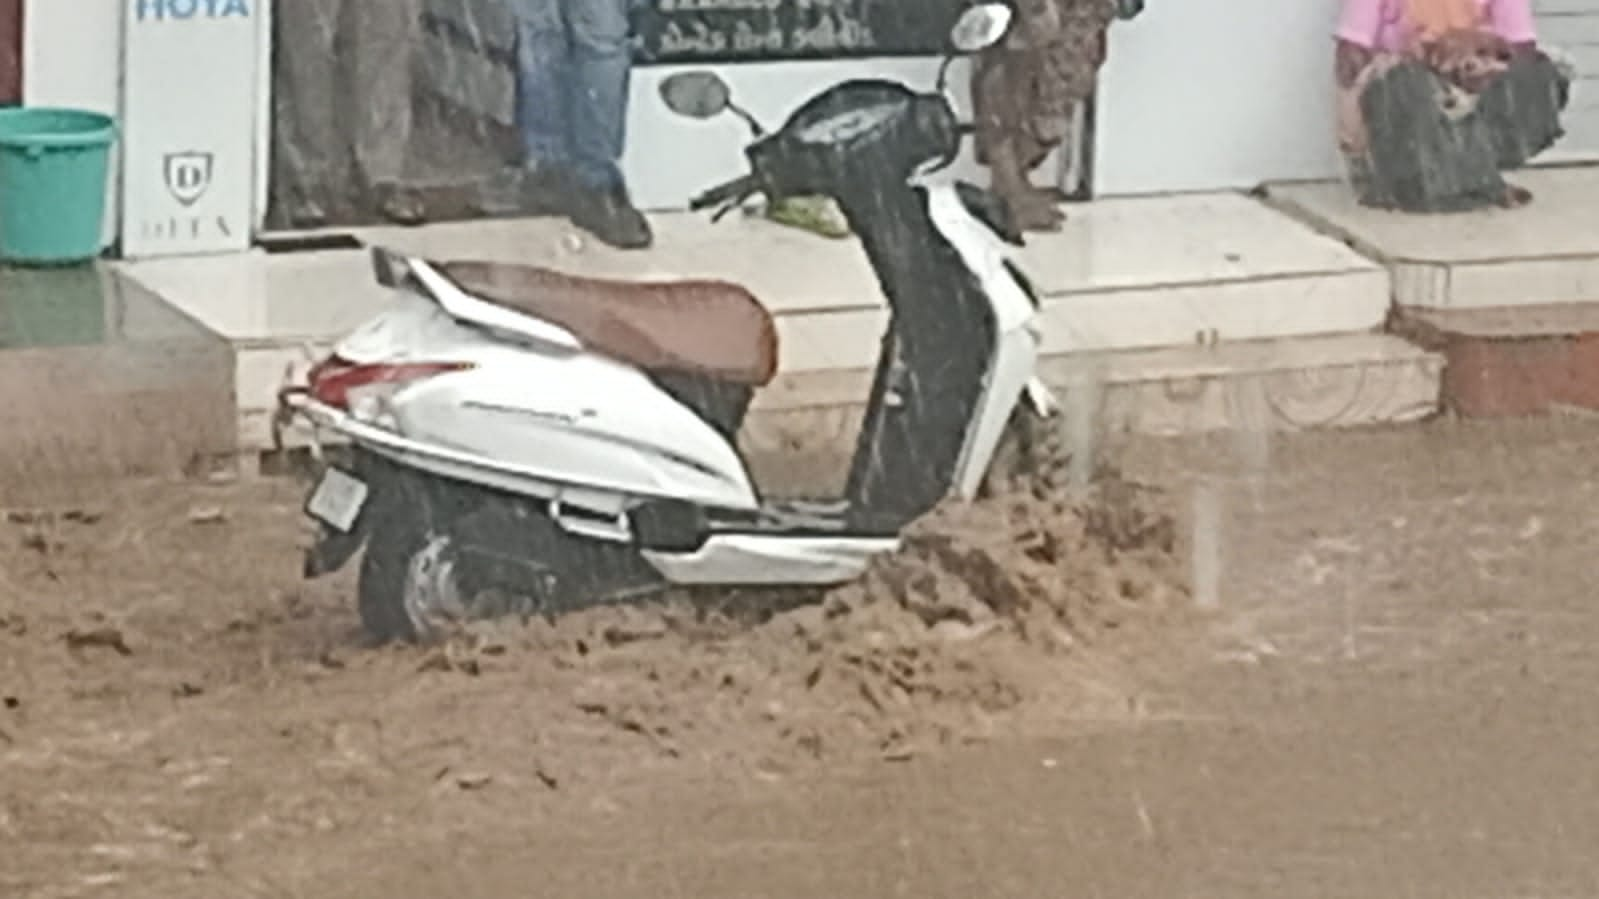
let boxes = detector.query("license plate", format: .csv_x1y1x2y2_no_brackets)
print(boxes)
306,467,369,534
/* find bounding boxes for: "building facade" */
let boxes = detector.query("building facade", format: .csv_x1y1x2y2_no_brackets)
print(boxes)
10,0,1598,261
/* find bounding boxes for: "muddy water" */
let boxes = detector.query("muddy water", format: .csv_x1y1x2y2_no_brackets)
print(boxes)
4,417,1599,898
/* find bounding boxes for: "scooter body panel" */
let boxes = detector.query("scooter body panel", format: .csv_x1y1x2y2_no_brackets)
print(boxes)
326,290,762,516
290,67,1051,604
636,180,1042,586
921,183,1046,499
643,534,901,585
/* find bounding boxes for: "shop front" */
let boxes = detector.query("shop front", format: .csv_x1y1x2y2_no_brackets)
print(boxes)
14,0,1598,262
409,0,1001,215
21,0,1009,260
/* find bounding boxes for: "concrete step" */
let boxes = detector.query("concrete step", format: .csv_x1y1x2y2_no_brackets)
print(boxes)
121,194,1391,453
1267,167,1599,311
0,267,235,501
250,332,1438,496
1397,302,1599,418
742,333,1442,495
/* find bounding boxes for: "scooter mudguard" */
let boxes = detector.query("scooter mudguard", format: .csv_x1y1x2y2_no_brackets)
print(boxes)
304,520,366,578
301,455,383,578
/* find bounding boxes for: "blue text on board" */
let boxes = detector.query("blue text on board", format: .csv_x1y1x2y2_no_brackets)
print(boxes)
134,0,251,21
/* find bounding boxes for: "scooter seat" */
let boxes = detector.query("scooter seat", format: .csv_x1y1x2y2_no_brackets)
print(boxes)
439,259,779,386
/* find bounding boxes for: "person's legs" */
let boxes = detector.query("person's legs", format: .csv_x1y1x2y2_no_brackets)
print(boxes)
1360,61,1506,212
973,48,1067,232
342,0,425,224
1477,51,1569,172
564,0,629,189
1343,152,1395,209
271,0,343,227
467,0,571,217
561,0,651,248
509,0,574,172
468,0,590,219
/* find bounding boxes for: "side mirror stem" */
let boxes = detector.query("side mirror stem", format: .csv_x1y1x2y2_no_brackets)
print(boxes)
728,101,766,137
935,54,955,94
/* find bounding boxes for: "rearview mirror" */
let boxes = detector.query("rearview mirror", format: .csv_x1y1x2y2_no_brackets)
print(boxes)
659,71,732,119
949,3,1012,53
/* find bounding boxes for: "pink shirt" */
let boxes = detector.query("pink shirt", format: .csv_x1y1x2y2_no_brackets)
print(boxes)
1336,0,1538,51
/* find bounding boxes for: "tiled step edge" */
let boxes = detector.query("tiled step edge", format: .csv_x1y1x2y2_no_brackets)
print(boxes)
246,334,1442,496
1395,302,1599,417
742,334,1444,494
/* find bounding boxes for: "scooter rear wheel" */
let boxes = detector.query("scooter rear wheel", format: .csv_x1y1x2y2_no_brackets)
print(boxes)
358,513,467,644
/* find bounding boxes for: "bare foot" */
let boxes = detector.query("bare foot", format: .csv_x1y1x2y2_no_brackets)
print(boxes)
1497,184,1533,208
378,188,428,227
1004,188,1066,232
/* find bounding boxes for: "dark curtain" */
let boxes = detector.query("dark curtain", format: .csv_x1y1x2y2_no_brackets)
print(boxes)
0,0,21,105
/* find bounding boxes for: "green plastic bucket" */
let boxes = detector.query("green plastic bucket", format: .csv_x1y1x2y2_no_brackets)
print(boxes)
0,107,117,266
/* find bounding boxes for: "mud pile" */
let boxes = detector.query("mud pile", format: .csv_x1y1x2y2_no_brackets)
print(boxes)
431,471,1190,767
0,471,1190,800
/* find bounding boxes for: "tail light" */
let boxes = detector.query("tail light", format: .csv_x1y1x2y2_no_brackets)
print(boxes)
308,356,473,412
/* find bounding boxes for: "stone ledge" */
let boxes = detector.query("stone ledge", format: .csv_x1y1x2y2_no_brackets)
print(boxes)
742,334,1443,495
1397,304,1599,418
1266,168,1599,311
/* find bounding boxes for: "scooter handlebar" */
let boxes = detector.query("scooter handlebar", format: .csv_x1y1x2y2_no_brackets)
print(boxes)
689,87,971,216
689,173,758,211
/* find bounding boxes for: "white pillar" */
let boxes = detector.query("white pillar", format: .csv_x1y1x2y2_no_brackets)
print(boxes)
119,0,260,258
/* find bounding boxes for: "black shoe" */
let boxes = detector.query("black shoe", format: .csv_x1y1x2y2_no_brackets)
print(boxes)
566,182,653,250
282,197,328,230
374,185,428,227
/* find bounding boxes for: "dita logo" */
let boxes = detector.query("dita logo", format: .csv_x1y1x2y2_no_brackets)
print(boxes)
163,151,214,207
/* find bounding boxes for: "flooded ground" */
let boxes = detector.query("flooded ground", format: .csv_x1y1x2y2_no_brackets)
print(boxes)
0,265,233,489
4,415,1599,898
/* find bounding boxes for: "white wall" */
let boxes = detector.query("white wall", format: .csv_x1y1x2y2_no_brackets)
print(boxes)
22,0,123,249
1093,0,1345,196
1534,0,1599,161
1093,0,1599,191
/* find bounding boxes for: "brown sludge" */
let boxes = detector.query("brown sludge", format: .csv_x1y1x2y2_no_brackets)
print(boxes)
0,462,1189,897
434,467,1189,765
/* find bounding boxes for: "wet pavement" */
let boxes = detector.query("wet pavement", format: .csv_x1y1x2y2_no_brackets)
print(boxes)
0,263,234,499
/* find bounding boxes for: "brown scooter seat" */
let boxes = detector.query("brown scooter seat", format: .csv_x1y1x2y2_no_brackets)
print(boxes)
439,260,779,386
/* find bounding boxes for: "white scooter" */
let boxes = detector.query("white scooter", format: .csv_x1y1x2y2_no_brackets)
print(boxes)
278,2,1058,642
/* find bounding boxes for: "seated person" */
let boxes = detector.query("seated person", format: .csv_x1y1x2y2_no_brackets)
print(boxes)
1335,0,1571,212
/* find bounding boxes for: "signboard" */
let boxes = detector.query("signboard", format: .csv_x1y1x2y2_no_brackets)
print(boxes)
630,0,966,64
120,0,258,257
422,0,964,67
631,0,1149,64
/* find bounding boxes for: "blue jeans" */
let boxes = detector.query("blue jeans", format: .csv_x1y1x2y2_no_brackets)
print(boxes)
508,0,632,190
